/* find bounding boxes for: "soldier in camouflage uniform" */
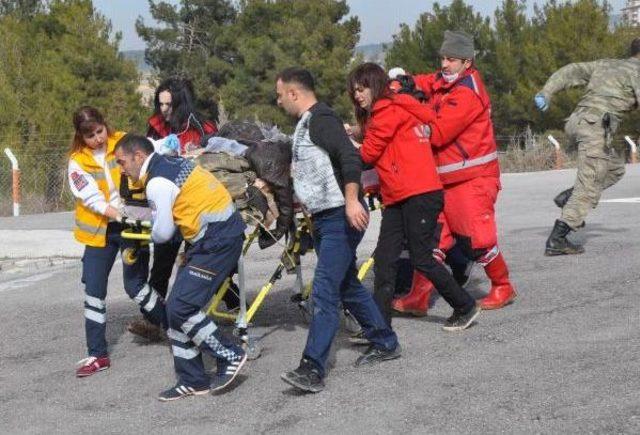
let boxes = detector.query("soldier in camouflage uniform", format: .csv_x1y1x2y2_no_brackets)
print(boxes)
535,38,640,256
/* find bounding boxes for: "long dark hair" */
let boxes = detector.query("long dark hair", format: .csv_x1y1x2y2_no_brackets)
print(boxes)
69,106,113,155
153,77,208,134
347,62,392,133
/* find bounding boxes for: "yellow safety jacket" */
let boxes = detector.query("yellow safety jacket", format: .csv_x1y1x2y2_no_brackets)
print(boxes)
174,165,235,242
70,131,126,247
146,154,235,243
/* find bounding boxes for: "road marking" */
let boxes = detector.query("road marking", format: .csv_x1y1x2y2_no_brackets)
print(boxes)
601,197,640,203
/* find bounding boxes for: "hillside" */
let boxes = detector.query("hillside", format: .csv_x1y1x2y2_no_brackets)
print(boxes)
122,44,388,73
121,50,151,72
354,42,386,63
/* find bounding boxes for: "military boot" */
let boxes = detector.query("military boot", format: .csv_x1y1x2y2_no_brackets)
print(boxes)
391,271,433,316
553,188,585,228
545,219,585,256
553,187,574,208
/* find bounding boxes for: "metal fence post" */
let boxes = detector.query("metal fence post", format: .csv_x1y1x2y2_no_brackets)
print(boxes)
3,148,20,216
547,135,563,169
624,136,637,164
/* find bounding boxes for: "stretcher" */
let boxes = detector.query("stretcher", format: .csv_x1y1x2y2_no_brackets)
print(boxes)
119,168,383,359
209,169,384,330
207,210,313,324
118,208,314,359
120,217,152,265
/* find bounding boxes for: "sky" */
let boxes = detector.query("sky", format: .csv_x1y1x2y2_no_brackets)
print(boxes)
93,0,628,51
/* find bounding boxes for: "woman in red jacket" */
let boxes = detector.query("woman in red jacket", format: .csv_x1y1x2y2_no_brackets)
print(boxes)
147,77,218,155
127,78,228,341
347,62,480,331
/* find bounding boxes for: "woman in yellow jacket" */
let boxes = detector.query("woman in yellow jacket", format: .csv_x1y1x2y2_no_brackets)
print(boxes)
68,106,166,377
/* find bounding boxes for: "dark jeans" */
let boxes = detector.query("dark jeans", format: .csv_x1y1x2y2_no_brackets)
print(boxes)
373,191,475,325
303,205,398,378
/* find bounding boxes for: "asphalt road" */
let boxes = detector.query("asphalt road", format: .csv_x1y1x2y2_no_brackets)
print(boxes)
1,166,639,434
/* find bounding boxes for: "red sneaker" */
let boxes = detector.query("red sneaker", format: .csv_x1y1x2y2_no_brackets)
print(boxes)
76,356,110,378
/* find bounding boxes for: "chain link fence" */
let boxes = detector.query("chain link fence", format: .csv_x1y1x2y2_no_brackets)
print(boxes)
0,133,637,217
0,146,72,217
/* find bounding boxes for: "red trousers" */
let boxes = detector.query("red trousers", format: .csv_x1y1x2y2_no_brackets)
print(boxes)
443,176,501,258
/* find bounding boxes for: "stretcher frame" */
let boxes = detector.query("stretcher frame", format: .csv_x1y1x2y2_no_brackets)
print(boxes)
207,191,382,337
206,212,314,324
120,191,381,360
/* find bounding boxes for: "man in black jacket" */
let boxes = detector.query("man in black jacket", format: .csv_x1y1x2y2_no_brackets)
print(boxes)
275,67,400,393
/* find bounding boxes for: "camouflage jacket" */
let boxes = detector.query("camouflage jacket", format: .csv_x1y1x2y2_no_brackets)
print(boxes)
540,57,640,118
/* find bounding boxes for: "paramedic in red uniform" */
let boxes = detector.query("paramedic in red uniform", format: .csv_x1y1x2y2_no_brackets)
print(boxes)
394,30,516,311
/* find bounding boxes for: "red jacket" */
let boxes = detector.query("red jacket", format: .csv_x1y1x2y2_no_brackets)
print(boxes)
147,114,217,154
360,94,442,206
411,68,500,185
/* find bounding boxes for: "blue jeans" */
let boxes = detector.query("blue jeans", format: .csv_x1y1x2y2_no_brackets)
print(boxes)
303,206,398,378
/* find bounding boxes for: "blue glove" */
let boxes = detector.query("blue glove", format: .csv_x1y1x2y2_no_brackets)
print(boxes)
165,134,180,152
534,93,549,112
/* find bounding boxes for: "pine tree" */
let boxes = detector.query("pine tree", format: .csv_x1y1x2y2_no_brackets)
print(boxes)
0,0,145,210
136,0,238,121
384,0,492,75
219,0,360,129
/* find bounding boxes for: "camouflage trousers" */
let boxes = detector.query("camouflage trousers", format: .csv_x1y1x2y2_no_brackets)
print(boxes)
561,109,625,229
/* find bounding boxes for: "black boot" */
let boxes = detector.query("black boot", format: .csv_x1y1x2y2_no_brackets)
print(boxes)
553,188,586,228
545,220,585,256
553,187,573,208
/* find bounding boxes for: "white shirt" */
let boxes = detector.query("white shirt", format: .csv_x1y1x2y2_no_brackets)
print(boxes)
140,153,180,243
68,148,120,217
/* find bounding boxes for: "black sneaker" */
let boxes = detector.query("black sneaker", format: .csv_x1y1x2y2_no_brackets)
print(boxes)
442,304,481,331
158,384,210,402
354,344,402,367
348,330,370,346
210,351,248,393
280,359,324,393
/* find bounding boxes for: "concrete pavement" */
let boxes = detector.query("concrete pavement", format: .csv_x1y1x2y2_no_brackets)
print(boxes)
0,165,639,433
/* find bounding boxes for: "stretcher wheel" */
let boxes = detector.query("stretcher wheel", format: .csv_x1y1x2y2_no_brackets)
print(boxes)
233,328,262,360
242,339,262,360
122,247,138,265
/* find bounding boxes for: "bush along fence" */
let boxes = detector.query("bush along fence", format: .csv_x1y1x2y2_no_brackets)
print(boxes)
495,132,639,173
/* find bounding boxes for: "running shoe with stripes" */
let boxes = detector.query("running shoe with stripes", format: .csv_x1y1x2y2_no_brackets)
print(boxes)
158,384,210,402
210,351,248,393
75,356,110,378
